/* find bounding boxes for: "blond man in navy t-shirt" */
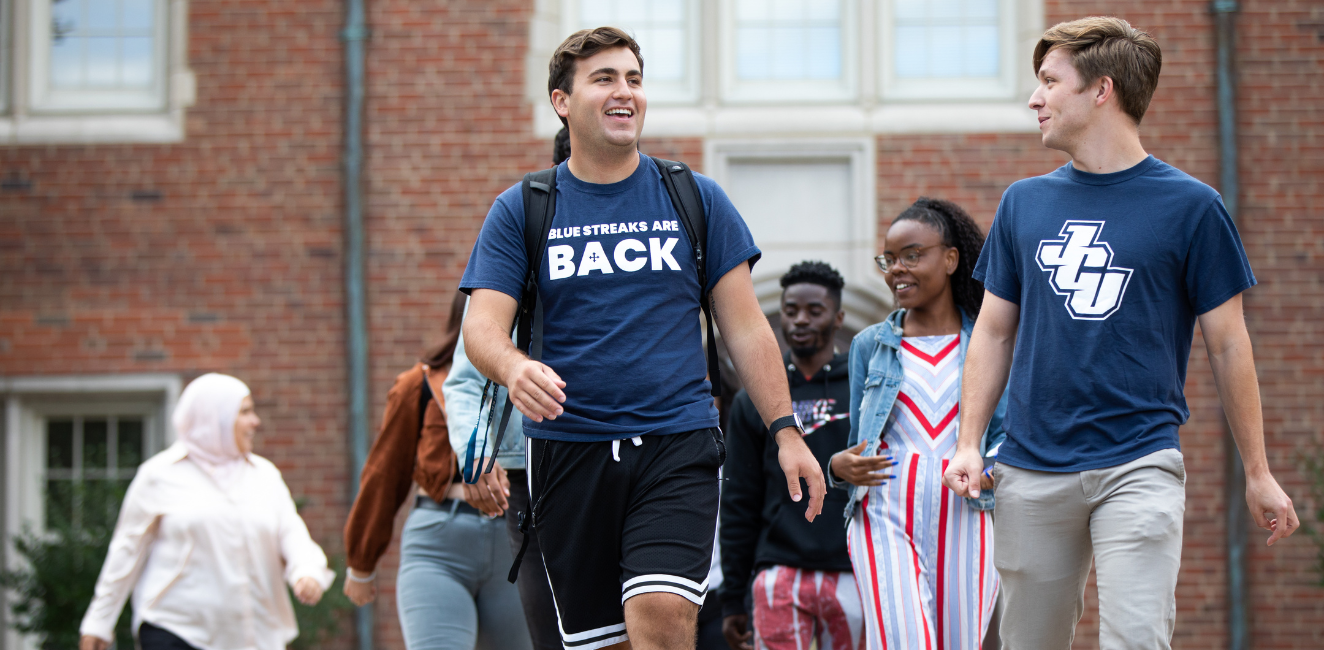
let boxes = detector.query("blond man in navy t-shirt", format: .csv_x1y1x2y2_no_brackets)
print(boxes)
943,17,1298,649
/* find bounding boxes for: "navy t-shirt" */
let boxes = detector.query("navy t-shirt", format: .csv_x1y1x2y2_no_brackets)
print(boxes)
974,156,1255,472
460,153,761,441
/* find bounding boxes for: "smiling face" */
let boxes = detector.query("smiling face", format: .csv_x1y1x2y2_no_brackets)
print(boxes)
881,219,959,312
232,395,260,455
1029,47,1103,154
780,283,844,359
551,46,647,155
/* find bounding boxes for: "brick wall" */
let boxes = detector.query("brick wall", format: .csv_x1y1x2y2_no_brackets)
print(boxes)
1,0,1319,648
0,1,356,647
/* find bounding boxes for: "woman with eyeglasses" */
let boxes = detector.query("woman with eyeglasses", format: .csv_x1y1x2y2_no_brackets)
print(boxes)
828,198,1008,649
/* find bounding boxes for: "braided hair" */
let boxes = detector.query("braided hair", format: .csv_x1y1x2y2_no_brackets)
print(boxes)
780,260,846,310
892,197,987,317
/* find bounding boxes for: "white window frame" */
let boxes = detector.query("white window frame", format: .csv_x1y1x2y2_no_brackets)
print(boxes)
703,137,891,332
0,0,195,144
1,373,180,650
719,0,859,105
560,0,702,105
30,0,169,112
531,0,1043,138
879,0,1019,101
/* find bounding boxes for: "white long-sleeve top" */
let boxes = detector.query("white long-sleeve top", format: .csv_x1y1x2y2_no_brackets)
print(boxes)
79,442,336,649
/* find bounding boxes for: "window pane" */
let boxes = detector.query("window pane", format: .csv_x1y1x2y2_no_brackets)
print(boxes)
84,38,120,87
117,419,145,468
122,0,156,32
47,419,74,470
736,0,842,82
46,480,74,529
84,418,109,470
121,36,154,86
649,0,684,22
86,0,117,31
892,0,1000,79
640,28,685,81
83,479,122,530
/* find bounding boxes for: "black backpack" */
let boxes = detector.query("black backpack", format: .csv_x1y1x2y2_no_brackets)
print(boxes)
463,155,721,485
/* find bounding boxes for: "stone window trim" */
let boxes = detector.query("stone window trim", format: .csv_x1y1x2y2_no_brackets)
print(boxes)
0,0,195,145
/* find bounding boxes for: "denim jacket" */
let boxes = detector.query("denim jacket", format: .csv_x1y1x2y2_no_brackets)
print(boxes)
832,307,1009,524
442,315,526,471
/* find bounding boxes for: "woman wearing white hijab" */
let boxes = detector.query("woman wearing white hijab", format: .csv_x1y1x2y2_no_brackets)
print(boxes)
79,373,335,650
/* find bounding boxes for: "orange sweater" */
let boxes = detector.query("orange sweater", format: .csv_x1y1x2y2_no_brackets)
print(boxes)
344,363,456,573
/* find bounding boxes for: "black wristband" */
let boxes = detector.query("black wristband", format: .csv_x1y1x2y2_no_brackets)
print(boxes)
769,413,804,437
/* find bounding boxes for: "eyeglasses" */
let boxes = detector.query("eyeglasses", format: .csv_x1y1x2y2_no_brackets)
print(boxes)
875,245,942,274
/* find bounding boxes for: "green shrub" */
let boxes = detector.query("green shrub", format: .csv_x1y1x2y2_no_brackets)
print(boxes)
0,482,133,650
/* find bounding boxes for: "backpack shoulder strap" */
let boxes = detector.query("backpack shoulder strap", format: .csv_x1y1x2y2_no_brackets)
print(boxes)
650,156,721,397
519,165,558,357
471,164,557,480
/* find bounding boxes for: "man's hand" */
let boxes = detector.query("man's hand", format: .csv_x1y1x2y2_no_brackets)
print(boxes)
79,636,110,650
722,614,753,650
774,428,826,521
1246,472,1299,546
462,460,511,517
942,447,985,499
294,576,325,605
343,569,376,606
829,440,896,486
504,359,566,423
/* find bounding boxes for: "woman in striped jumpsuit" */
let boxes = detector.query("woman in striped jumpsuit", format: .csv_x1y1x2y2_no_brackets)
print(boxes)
829,198,1009,650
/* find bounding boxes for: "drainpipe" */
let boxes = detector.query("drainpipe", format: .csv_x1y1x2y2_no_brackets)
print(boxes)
341,0,373,647
1211,2,1247,649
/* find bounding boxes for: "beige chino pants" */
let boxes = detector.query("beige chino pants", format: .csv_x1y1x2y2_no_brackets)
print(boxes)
992,448,1186,650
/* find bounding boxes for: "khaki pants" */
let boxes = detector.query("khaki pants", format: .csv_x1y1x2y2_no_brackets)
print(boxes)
993,449,1185,650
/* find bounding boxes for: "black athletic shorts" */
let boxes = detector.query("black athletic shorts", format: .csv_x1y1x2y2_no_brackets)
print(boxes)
527,428,725,650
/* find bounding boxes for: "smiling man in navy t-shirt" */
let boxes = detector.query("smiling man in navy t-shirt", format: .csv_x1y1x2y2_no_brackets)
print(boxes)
942,17,1298,649
460,27,826,650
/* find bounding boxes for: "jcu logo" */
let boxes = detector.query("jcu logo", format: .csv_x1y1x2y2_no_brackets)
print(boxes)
1036,221,1133,320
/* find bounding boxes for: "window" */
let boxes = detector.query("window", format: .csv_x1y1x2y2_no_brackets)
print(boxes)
0,0,194,144
723,0,857,103
35,0,166,111
2,374,178,650
568,0,700,103
43,414,150,531
881,0,1018,100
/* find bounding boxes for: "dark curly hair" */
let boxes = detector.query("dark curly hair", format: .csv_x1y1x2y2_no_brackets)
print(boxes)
892,197,987,317
780,260,845,310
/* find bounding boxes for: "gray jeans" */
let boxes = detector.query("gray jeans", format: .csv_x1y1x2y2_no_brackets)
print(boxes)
396,499,533,650
993,448,1186,650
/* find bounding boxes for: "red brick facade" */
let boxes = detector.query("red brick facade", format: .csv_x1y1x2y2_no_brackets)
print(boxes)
1,1,1320,648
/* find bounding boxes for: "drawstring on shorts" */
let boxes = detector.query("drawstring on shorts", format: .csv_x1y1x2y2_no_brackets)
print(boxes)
611,436,643,462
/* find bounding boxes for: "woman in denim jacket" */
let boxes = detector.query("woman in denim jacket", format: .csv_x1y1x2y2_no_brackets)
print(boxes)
828,198,1008,650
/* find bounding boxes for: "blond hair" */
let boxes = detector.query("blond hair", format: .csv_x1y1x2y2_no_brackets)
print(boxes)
1033,16,1162,124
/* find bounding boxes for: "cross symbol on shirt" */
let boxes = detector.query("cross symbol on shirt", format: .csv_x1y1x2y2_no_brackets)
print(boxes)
589,252,600,262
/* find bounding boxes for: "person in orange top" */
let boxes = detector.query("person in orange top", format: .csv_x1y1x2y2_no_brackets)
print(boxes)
343,290,531,650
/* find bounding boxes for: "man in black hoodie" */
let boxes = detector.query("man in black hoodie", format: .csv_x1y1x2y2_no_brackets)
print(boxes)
720,261,861,650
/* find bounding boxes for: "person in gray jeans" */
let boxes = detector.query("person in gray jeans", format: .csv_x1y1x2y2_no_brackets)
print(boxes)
344,291,532,650
444,309,560,650
943,16,1298,649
